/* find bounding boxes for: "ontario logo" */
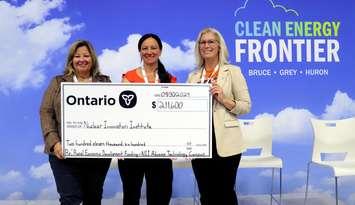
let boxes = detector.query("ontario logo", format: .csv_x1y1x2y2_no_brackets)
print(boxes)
119,90,137,108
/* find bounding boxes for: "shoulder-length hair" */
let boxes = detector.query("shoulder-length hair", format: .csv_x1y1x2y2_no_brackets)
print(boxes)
64,40,101,77
194,27,229,69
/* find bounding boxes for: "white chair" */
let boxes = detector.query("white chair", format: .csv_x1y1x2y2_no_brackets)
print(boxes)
238,118,283,205
304,117,355,205
172,159,199,205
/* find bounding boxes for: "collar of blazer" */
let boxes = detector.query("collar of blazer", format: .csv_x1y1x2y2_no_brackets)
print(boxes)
60,74,101,82
216,65,230,87
61,74,74,82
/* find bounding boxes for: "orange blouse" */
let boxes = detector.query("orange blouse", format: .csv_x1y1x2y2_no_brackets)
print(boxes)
202,68,219,83
205,69,218,80
122,68,177,83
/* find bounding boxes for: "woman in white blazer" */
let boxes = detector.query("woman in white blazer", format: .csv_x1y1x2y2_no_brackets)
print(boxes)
187,28,251,205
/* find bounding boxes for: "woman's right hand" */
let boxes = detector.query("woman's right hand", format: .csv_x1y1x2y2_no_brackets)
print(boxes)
53,142,64,159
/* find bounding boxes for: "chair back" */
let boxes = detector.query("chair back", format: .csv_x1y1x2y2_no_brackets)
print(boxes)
173,159,191,168
310,117,355,163
240,117,274,157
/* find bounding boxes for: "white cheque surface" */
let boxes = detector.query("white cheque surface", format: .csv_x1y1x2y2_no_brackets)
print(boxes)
61,83,212,158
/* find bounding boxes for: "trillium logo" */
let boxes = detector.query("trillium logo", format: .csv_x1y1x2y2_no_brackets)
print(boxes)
119,90,137,108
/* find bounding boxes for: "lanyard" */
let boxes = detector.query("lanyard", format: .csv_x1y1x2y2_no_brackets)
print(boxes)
141,67,159,83
200,64,219,83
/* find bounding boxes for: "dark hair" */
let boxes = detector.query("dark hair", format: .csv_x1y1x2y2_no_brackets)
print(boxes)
138,33,172,83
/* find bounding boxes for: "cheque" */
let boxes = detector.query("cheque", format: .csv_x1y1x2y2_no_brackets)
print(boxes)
61,83,212,158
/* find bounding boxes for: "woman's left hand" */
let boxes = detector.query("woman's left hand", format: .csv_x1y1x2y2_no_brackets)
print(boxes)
210,80,224,104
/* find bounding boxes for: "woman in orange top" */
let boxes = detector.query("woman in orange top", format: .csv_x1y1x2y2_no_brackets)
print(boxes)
119,33,176,205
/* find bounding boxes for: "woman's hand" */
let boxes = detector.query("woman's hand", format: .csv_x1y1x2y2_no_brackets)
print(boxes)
210,79,236,111
210,80,224,104
53,142,64,159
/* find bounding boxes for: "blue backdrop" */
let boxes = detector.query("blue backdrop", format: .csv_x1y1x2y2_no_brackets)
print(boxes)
0,0,354,204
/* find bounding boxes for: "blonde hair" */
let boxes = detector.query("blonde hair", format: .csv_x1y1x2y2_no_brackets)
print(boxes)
64,40,101,77
194,27,229,69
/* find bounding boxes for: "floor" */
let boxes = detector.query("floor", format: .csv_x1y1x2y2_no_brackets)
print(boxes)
0,193,348,205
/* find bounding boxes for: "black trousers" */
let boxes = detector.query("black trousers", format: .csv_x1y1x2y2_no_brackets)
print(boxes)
49,155,111,205
118,159,173,205
192,127,242,205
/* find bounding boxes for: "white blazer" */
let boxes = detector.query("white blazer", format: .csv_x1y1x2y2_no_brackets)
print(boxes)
187,64,251,157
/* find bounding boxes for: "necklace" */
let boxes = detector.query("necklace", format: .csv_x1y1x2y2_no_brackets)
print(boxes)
73,75,92,82
141,66,159,83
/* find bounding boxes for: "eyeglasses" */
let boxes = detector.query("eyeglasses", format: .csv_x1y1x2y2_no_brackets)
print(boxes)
199,39,218,46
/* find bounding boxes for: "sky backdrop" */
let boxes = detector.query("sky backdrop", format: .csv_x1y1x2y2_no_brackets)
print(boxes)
0,0,354,204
